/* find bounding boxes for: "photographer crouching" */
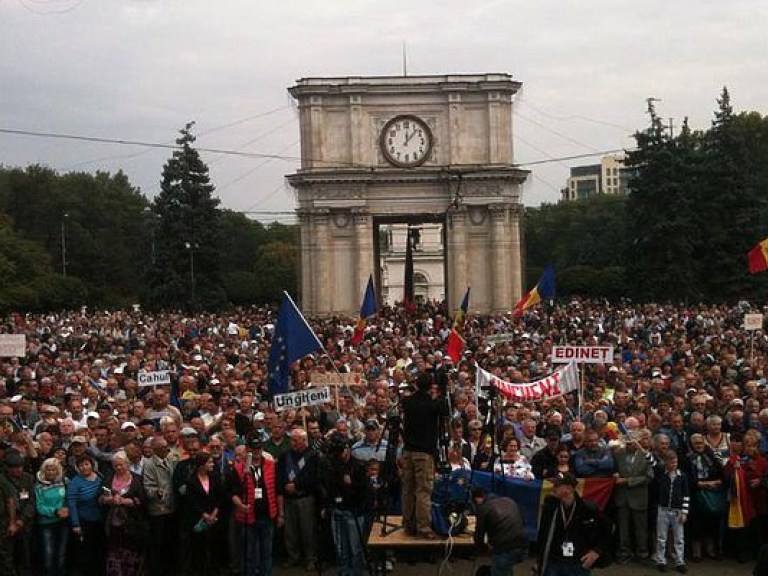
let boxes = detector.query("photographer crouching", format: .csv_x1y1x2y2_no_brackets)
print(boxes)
319,433,370,576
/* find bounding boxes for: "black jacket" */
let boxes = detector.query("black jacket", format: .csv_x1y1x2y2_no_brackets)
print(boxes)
318,455,368,513
402,389,448,456
474,495,528,554
536,494,607,566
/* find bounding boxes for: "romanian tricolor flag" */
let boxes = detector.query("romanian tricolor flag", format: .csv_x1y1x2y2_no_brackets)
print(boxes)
445,287,470,362
748,237,768,274
513,265,556,318
434,470,614,541
350,275,377,346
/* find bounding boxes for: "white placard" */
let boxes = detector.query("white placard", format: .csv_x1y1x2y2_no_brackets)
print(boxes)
137,370,172,387
273,386,331,411
745,313,764,331
487,333,516,345
551,345,614,364
0,335,26,357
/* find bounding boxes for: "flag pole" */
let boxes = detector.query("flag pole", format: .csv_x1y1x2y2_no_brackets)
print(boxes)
282,291,355,410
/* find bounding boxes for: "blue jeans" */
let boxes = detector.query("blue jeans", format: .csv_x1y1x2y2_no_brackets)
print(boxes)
39,522,69,576
331,510,366,576
240,517,274,576
491,550,525,576
543,560,590,576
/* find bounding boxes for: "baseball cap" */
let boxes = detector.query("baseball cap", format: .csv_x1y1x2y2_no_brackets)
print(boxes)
121,421,137,431
180,427,198,437
552,472,578,487
248,437,264,449
71,436,87,445
86,411,100,420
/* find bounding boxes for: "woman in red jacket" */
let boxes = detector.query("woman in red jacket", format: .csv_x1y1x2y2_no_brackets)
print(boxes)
230,437,278,576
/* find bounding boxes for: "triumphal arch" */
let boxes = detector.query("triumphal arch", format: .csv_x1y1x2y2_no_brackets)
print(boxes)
287,74,529,315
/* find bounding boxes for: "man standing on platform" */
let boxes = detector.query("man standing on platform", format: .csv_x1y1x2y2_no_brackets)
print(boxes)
400,372,448,540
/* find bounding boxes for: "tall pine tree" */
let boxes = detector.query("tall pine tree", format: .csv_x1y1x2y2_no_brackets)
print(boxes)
147,122,225,310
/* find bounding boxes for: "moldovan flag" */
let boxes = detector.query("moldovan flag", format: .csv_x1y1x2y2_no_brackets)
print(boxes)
445,287,470,362
350,275,377,346
513,265,556,318
748,238,768,274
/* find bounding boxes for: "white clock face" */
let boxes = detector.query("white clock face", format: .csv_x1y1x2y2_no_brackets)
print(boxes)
380,115,433,167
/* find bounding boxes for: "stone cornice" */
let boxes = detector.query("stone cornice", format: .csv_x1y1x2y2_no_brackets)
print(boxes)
287,166,530,187
289,74,521,99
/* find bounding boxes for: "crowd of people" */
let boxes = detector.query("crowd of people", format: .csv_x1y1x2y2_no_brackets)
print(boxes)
1,299,768,576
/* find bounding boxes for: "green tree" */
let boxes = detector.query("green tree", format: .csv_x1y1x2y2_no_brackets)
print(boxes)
524,194,628,298
148,123,225,310
625,100,703,301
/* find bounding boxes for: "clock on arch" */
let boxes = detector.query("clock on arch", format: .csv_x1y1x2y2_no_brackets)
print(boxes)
379,115,433,167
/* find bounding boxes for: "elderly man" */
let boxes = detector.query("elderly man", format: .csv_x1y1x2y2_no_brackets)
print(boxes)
142,436,178,576
276,428,319,572
351,420,389,463
518,418,547,461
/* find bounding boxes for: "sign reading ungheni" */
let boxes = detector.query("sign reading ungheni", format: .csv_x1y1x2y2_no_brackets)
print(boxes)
273,386,332,411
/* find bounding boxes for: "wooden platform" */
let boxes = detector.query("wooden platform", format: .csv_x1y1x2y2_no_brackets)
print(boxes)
368,515,476,548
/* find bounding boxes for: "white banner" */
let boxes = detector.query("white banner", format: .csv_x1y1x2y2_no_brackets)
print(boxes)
137,370,172,387
551,345,614,364
274,386,332,412
476,362,579,403
0,335,26,357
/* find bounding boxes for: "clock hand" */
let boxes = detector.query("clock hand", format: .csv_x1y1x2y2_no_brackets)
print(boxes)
405,130,415,145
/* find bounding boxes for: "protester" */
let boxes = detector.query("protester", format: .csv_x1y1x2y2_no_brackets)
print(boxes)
652,449,689,573
534,472,606,576
34,457,69,576
67,454,105,576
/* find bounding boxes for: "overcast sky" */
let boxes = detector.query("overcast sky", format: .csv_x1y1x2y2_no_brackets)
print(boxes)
2,0,767,223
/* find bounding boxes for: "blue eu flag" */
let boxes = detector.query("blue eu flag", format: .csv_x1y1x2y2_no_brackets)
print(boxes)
267,292,323,396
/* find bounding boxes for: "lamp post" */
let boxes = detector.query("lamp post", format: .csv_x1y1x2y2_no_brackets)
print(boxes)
184,242,198,307
61,213,69,277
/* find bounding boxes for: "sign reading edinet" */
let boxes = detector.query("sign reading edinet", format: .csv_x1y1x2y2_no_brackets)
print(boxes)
551,346,614,364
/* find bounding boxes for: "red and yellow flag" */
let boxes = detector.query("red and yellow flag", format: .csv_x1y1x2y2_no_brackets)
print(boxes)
748,238,768,274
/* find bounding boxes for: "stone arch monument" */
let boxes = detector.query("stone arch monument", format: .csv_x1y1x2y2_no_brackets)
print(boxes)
287,74,529,315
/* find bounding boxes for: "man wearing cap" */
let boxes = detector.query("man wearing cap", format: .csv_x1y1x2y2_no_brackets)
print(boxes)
2,449,35,576
231,437,277,576
472,486,528,576
534,472,606,576
0,449,15,576
351,420,388,463
531,428,565,480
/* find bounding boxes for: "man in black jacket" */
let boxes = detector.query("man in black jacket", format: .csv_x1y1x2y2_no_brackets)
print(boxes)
276,428,319,571
534,472,606,576
401,372,449,539
319,433,369,576
472,487,528,576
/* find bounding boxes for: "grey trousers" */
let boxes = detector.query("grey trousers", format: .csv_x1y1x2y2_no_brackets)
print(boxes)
285,495,318,565
617,504,648,556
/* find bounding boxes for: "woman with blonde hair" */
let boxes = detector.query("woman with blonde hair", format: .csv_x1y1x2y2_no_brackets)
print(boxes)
35,457,69,576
